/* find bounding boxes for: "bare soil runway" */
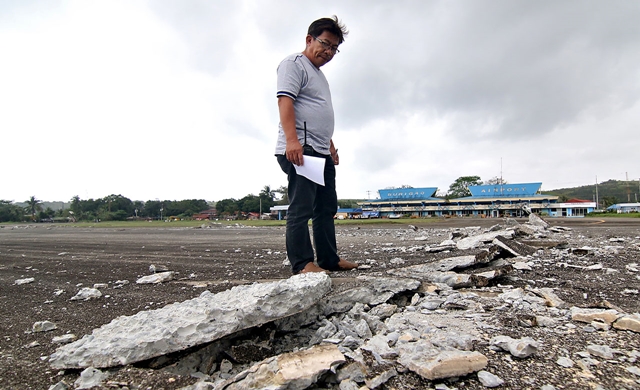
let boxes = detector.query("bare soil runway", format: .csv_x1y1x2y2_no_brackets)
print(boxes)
1,217,639,389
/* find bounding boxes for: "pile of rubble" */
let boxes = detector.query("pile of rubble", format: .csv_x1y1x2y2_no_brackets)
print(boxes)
44,215,640,389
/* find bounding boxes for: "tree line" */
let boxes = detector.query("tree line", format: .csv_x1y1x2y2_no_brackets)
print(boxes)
2,177,629,223
0,185,288,223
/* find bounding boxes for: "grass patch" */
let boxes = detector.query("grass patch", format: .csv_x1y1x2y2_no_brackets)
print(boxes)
586,212,640,218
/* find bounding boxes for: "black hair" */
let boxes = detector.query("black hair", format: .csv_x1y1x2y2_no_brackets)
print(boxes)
308,15,348,44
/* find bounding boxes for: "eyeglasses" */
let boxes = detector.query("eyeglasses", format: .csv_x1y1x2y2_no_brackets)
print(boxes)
313,36,340,54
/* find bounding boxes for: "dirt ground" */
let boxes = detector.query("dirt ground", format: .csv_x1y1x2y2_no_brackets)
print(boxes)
1,218,639,389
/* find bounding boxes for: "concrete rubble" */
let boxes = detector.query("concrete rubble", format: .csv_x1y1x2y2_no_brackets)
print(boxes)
49,273,332,369
48,214,640,389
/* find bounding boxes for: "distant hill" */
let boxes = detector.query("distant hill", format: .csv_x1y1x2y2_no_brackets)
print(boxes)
544,179,640,204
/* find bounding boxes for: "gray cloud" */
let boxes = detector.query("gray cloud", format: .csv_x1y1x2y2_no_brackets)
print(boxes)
330,1,640,144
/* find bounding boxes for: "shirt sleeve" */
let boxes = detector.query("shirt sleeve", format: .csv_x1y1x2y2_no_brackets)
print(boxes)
276,57,307,100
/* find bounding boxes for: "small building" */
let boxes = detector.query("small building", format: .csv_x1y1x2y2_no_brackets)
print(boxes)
192,208,217,220
270,205,289,220
607,203,640,213
335,208,362,219
546,198,596,217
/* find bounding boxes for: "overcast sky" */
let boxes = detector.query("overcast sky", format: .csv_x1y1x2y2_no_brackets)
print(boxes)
2,0,638,203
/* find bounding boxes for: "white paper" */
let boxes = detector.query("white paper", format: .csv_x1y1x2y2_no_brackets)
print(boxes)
294,155,326,186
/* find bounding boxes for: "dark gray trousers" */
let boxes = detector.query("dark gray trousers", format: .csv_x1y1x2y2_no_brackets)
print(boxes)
277,152,339,273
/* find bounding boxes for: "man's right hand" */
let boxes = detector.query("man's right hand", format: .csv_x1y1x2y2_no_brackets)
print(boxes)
286,140,304,166
278,96,303,165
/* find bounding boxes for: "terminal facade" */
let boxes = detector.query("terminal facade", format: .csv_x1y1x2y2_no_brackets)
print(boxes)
353,183,596,218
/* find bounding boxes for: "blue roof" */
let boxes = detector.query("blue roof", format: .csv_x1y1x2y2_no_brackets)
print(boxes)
337,208,362,213
468,183,542,197
378,187,438,200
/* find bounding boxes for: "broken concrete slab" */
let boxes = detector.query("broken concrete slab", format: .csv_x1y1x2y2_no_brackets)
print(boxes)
613,314,640,333
49,273,332,369
136,271,174,284
33,320,57,333
491,336,540,358
570,307,620,325
473,265,513,287
531,287,567,308
397,342,488,380
421,255,477,272
492,235,537,257
387,266,477,289
70,288,102,301
514,224,545,236
216,344,345,390
456,230,515,250
528,213,549,228
519,239,569,249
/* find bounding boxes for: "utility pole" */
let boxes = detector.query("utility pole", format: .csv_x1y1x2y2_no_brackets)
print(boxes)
626,172,631,202
595,176,599,210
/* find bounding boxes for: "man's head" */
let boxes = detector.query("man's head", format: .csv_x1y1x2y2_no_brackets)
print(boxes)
303,16,348,68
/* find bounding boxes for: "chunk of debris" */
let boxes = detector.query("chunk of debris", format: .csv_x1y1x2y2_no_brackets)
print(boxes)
74,367,108,389
477,370,505,387
490,335,539,358
528,213,549,228
456,230,515,250
70,288,102,301
15,277,35,285
33,320,57,333
613,314,640,333
52,334,77,344
570,307,619,325
217,344,344,390
49,273,332,369
149,264,169,273
492,235,537,257
136,271,174,284
397,342,488,380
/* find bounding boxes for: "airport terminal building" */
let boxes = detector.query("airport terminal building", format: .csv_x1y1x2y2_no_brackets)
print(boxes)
356,183,596,218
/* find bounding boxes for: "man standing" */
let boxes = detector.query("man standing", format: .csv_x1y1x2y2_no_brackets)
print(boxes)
275,16,358,275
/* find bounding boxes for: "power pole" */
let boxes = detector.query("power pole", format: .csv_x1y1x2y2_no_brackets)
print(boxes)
595,176,599,209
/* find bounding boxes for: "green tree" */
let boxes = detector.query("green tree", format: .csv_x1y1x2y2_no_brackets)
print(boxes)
0,200,23,222
25,196,42,221
216,198,238,215
38,207,55,221
259,185,276,212
274,185,289,204
483,177,508,185
338,200,359,208
142,200,162,219
133,201,145,218
447,176,482,198
601,196,618,209
238,195,260,213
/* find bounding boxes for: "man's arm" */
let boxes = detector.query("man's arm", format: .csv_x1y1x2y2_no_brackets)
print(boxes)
330,139,339,165
278,96,304,166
